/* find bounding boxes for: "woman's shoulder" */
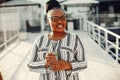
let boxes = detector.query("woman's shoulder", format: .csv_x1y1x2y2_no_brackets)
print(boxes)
37,34,47,38
35,34,48,40
66,32,81,40
66,32,78,36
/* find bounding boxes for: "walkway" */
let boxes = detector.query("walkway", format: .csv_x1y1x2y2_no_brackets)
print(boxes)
0,31,120,80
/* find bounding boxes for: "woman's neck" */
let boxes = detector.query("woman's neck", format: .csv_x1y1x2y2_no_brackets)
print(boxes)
52,31,65,36
48,31,67,40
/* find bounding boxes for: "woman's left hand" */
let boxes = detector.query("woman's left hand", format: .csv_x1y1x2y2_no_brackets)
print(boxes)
50,59,72,71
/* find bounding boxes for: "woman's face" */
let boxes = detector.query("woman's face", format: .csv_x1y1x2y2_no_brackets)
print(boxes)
47,8,67,32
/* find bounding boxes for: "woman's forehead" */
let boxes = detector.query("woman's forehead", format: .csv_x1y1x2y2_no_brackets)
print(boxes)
47,8,65,16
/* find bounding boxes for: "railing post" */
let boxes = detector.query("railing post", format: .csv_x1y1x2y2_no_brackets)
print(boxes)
83,19,86,32
86,21,89,35
88,23,90,36
86,22,89,35
40,2,45,31
116,38,119,64
92,25,95,40
81,18,84,31
89,24,92,38
105,32,108,53
98,28,101,45
79,18,81,30
3,19,7,48
79,18,82,31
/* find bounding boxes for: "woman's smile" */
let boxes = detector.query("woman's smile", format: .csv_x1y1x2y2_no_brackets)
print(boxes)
57,24,63,28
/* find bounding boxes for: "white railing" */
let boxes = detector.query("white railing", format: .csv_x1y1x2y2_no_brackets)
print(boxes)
0,10,20,52
0,31,19,52
80,18,120,64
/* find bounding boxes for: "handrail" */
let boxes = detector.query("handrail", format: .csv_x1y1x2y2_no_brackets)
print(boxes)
80,18,120,64
0,33,19,52
0,9,19,53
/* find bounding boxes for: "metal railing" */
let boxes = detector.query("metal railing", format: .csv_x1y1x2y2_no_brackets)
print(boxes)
80,18,120,64
0,31,19,53
0,13,19,53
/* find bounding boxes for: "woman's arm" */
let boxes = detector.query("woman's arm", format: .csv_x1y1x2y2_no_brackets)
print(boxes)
70,34,87,74
49,59,72,71
27,36,46,73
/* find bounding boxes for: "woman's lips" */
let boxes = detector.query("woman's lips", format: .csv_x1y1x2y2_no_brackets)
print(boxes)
57,25,63,28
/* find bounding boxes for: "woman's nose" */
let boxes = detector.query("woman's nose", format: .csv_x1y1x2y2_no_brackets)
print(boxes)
57,19,62,23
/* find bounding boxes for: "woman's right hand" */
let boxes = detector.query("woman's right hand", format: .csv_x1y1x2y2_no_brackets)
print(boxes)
50,59,72,71
45,52,56,68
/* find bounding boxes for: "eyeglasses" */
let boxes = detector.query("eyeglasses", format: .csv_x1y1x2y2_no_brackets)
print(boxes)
48,16,66,22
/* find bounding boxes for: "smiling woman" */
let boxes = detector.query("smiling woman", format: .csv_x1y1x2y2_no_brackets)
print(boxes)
28,0,87,80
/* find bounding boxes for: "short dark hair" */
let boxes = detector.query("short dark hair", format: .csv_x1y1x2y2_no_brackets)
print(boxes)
46,0,61,13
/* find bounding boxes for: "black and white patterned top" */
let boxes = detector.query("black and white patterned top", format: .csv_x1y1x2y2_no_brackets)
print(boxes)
28,32,87,80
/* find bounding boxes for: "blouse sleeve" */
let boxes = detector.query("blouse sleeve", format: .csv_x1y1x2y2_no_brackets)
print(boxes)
27,36,46,73
70,34,87,74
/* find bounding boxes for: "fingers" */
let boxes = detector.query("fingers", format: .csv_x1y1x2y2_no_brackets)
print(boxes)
50,62,63,71
46,60,72,71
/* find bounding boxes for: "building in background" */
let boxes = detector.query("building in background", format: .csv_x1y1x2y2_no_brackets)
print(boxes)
90,0,120,27
97,0,120,14
61,0,99,30
0,0,41,32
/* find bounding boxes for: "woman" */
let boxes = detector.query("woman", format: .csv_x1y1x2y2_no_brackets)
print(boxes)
28,0,87,80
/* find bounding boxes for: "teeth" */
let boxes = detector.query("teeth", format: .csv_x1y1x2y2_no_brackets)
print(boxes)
57,25,63,28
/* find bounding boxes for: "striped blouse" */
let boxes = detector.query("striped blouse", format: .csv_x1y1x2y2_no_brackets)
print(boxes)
28,32,87,80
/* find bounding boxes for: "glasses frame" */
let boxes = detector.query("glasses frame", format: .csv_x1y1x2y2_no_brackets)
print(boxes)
47,15,67,22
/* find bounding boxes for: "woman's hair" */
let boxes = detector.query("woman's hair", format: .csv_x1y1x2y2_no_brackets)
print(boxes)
46,0,61,13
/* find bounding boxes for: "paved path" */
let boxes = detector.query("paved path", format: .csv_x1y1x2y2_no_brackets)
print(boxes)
0,31,120,80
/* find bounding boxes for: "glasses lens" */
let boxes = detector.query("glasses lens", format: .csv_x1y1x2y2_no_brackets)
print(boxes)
52,17,59,22
50,16,66,22
60,16,66,21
